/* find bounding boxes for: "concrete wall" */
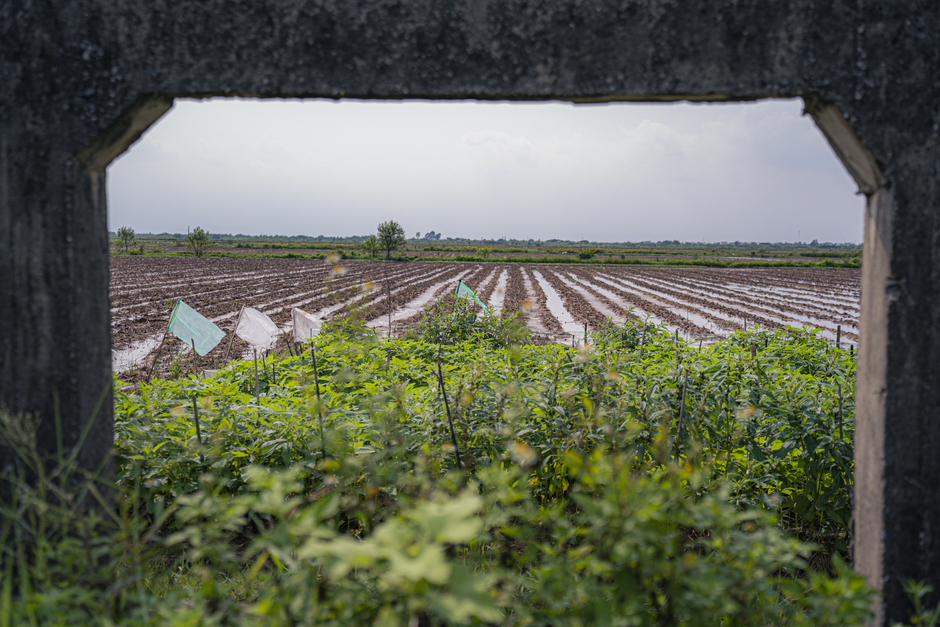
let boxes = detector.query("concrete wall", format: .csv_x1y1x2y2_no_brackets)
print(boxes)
2,2,938,624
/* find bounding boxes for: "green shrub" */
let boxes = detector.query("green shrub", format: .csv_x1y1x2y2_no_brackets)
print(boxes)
0,320,876,625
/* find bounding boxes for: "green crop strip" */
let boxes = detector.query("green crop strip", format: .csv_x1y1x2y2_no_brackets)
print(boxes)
1,311,876,625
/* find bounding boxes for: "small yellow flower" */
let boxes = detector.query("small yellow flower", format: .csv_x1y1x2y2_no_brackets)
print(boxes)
521,300,533,314
737,404,757,419
329,264,347,278
508,441,538,467
325,253,340,264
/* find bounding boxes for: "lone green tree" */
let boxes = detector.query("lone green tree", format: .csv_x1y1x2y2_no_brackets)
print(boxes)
187,226,210,258
116,226,135,252
377,220,406,259
362,234,380,258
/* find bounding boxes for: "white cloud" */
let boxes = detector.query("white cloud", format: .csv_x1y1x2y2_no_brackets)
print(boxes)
107,98,862,242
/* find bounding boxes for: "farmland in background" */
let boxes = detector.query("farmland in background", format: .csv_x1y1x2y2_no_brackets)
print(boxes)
110,256,859,376
112,233,861,266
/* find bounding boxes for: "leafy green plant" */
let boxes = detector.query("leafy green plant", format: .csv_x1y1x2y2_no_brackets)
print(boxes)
117,225,136,251
377,220,406,259
187,226,210,258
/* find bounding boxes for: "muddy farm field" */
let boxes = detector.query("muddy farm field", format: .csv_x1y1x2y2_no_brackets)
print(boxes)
110,257,860,375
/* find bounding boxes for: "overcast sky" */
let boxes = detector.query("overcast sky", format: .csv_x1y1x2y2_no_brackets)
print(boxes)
107,97,863,243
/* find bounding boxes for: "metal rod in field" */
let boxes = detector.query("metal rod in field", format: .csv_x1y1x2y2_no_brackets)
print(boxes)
311,346,326,461
191,393,205,464
222,304,246,367
675,367,688,463
436,345,463,470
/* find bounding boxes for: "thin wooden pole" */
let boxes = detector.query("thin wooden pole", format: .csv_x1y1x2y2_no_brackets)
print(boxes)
837,382,845,457
385,266,392,339
191,339,198,376
676,367,688,463
311,346,326,460
674,330,681,371
191,394,205,464
222,304,246,367
253,349,260,403
836,324,842,349
146,326,171,383
436,344,463,470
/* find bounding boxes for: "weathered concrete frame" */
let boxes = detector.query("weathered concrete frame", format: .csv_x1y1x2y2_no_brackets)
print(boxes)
1,2,938,625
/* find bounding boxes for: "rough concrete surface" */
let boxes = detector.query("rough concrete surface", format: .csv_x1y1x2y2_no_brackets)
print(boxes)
1,2,938,624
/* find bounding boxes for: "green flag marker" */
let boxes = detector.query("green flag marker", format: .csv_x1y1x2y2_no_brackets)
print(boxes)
167,299,226,356
455,279,488,313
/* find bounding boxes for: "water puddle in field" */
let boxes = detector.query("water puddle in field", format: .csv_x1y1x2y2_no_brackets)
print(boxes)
552,272,622,321
596,271,857,345
112,335,163,373
589,272,731,338
519,269,546,330
629,273,859,337
489,269,509,315
532,270,583,337
367,269,473,334
473,267,499,298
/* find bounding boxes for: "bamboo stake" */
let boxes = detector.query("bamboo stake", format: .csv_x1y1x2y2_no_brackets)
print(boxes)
676,367,688,462
222,304,246,367
836,324,842,349
311,346,326,461
191,339,198,376
436,344,463,470
191,394,205,464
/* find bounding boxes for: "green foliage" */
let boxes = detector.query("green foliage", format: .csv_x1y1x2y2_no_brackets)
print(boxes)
377,220,406,259
361,234,380,258
410,297,531,348
117,225,136,251
1,322,876,625
187,226,210,258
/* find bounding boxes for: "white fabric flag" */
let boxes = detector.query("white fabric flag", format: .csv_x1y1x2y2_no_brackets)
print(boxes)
235,307,280,348
292,307,321,341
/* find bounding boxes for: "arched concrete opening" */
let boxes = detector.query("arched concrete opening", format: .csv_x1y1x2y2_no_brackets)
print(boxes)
2,3,937,625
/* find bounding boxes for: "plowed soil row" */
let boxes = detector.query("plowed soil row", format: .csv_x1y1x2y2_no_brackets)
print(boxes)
110,258,861,377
